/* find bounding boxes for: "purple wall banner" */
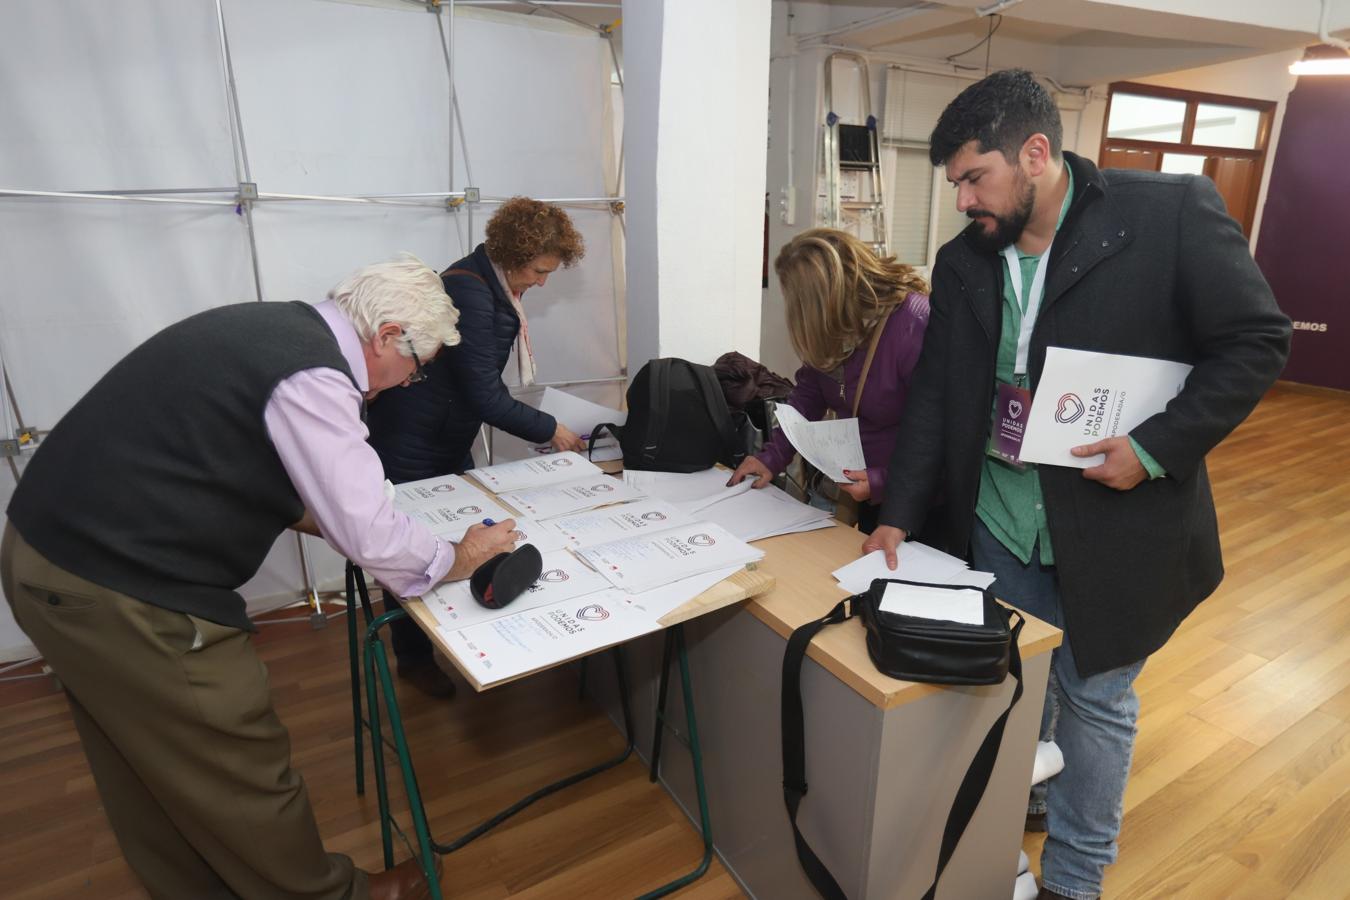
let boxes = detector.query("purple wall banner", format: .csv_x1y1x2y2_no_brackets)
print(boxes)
1254,74,1350,391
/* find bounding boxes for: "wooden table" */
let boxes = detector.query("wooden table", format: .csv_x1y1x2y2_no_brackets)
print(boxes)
581,520,1062,900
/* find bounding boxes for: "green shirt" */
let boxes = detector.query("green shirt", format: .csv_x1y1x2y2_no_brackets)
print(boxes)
976,167,1164,566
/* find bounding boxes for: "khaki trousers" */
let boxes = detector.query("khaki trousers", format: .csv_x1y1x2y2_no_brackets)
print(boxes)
1,523,368,900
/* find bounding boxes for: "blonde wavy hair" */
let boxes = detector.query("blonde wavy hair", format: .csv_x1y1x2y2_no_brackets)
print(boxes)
776,229,929,372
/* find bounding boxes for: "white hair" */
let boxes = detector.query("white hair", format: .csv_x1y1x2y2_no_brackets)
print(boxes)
328,253,460,357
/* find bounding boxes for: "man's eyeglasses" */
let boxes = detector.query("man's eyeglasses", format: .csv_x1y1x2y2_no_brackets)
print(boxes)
404,336,428,384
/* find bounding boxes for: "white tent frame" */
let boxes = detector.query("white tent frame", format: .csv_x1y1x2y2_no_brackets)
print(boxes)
0,0,628,655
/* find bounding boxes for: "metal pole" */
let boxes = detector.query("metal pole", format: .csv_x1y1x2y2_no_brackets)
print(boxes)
212,0,265,305
0,189,233,206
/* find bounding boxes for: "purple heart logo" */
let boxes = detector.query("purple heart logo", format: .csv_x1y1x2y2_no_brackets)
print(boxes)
1008,399,1023,419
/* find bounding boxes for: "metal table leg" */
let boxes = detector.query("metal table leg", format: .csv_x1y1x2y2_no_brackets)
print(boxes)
361,608,640,900
642,623,714,898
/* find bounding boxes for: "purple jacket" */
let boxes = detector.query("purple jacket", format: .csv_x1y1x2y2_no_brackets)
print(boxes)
757,292,930,505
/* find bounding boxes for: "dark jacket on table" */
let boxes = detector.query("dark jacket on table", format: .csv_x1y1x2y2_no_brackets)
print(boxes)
880,151,1291,676
367,244,556,483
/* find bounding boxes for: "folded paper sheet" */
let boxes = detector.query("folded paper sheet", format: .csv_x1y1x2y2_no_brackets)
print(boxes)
1020,347,1192,468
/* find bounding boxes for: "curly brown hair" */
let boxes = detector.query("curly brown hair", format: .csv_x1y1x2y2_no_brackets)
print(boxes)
483,197,586,271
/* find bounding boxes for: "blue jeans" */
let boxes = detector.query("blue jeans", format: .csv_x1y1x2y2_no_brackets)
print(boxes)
970,519,1145,900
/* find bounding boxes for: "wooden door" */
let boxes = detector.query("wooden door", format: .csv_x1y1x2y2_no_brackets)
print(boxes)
1206,155,1261,237
1102,146,1161,171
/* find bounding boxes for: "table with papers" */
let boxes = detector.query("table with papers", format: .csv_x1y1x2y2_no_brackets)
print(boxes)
351,461,781,900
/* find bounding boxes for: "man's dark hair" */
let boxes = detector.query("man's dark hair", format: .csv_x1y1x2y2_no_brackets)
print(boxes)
928,69,1062,167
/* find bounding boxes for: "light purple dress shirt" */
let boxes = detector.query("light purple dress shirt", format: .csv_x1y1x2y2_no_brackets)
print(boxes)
262,301,455,597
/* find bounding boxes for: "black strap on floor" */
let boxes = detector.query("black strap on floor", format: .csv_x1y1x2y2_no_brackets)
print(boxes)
781,601,1025,900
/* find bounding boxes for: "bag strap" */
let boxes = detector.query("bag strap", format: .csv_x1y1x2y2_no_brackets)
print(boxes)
443,266,487,284
781,599,1026,900
690,362,745,465
851,306,895,418
587,423,621,462
642,359,673,467
782,598,856,900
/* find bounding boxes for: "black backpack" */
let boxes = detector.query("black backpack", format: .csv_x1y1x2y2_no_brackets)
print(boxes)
590,358,751,473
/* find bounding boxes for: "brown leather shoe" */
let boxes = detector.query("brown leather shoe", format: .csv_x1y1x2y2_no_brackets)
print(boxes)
397,660,457,699
367,855,441,900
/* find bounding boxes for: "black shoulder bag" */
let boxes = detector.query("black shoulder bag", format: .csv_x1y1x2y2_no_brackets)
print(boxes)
782,578,1025,900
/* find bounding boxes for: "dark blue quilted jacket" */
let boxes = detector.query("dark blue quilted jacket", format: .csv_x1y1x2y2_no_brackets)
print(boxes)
367,244,556,483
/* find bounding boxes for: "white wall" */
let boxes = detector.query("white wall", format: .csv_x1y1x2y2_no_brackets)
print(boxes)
623,0,771,368
0,0,620,661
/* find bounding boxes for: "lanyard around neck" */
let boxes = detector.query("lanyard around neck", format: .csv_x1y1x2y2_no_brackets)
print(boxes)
1002,241,1053,378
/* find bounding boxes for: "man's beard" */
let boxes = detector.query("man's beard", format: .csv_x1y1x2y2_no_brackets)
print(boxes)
965,170,1036,254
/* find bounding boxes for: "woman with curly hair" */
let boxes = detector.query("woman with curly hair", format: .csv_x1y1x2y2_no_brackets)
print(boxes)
727,228,930,534
366,197,586,697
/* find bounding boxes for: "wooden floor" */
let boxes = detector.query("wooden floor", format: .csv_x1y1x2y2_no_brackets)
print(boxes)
1,381,1348,899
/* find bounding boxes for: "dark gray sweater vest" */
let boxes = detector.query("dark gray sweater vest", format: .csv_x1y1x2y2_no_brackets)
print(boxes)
7,301,356,630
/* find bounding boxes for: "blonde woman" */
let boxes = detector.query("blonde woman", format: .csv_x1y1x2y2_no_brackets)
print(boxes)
728,228,930,533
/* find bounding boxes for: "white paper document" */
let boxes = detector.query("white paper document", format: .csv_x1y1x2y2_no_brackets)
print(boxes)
681,479,755,513
879,582,985,625
537,387,627,462
440,591,654,687
680,481,834,543
1020,347,1193,468
497,475,645,520
772,404,866,483
576,522,763,594
467,451,604,493
547,498,695,548
404,495,519,539
618,565,744,621
421,548,609,633
507,517,570,553
393,474,490,509
831,541,971,595
621,467,732,505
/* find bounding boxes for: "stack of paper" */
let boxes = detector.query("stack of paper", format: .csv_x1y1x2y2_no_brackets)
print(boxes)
832,540,997,595
623,467,835,542
440,591,653,686
405,495,518,539
576,522,763,594
467,451,603,493
497,475,646,519
621,467,734,505
545,498,695,548
680,481,832,542
393,474,491,508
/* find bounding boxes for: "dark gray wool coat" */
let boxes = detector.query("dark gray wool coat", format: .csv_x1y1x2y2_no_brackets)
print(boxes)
880,151,1292,676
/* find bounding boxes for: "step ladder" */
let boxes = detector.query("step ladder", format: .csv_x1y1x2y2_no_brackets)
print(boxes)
821,51,889,256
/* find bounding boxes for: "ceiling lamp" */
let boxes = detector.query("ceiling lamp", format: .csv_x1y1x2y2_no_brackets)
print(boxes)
1289,44,1350,75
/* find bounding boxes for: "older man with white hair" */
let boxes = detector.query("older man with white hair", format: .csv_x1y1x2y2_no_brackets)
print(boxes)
2,254,514,900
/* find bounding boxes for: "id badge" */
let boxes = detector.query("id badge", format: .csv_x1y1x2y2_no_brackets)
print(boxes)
988,382,1032,469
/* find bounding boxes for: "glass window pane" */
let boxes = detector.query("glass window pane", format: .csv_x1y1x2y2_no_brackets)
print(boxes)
1193,103,1262,150
1161,153,1207,176
1106,93,1187,143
